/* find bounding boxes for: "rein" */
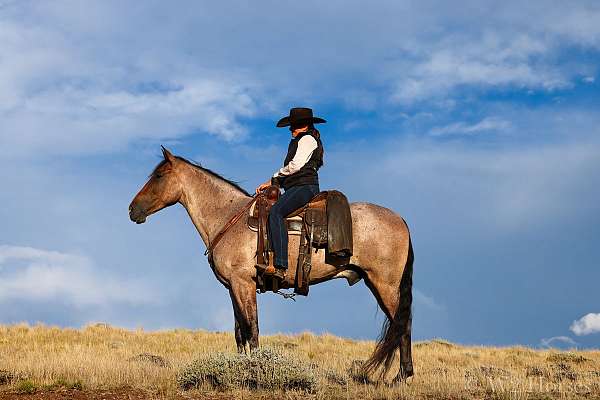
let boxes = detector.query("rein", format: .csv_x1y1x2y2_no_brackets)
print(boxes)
204,195,258,257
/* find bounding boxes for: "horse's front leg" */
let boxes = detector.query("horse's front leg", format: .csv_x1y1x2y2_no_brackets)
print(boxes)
231,303,247,353
229,276,259,350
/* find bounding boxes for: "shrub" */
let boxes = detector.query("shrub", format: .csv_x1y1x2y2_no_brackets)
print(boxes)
15,380,36,394
323,369,348,386
525,366,548,378
127,353,171,368
177,347,316,392
0,370,15,385
547,352,589,364
347,360,372,384
553,363,578,382
45,378,84,391
414,338,457,348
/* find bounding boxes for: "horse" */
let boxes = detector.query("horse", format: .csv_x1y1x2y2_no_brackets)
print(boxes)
128,146,414,383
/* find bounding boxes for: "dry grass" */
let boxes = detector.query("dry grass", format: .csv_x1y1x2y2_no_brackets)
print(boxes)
0,323,599,399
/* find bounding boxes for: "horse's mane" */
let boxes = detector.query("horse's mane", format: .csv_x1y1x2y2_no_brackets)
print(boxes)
150,156,251,197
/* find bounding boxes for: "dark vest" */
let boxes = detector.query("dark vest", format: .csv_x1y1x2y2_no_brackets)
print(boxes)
278,129,324,190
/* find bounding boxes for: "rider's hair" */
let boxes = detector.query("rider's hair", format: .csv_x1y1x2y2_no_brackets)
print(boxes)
306,122,320,139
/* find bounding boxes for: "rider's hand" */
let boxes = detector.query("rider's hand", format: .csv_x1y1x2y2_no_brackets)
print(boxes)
255,180,271,194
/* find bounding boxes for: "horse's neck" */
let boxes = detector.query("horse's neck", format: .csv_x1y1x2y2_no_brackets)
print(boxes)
178,166,250,247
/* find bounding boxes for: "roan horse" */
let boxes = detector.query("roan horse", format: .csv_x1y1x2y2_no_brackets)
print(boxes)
129,147,414,383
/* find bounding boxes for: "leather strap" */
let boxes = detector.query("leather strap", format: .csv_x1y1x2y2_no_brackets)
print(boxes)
256,195,267,265
204,195,258,257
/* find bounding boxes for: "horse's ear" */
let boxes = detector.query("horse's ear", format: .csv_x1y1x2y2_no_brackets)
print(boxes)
161,145,175,163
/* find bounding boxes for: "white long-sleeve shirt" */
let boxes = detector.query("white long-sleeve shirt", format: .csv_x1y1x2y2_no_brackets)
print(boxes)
272,134,318,178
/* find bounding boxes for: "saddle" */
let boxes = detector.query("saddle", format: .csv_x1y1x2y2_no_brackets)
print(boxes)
248,186,353,295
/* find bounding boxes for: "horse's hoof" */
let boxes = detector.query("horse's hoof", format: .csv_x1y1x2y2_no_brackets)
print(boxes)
391,366,414,385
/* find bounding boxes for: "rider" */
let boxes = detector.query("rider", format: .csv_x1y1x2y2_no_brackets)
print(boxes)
255,107,325,280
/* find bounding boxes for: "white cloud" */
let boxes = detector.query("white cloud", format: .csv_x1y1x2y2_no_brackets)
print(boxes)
328,108,600,232
570,313,600,336
391,37,568,104
0,5,259,159
414,289,445,311
0,78,257,158
544,6,600,47
388,2,600,104
540,336,577,348
1,1,600,158
429,117,511,136
0,245,155,306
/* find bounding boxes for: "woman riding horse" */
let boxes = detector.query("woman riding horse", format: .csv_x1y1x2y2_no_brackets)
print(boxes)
129,130,415,382
255,107,326,281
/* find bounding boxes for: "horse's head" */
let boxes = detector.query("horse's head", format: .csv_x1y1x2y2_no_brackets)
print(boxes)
129,146,184,224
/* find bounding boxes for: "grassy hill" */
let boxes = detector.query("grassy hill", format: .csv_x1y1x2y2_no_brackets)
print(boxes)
0,323,598,399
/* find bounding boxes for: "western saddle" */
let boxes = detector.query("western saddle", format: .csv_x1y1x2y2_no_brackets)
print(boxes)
204,185,353,296
247,185,353,295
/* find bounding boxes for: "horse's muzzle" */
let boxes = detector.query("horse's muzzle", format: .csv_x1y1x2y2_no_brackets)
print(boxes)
129,204,147,224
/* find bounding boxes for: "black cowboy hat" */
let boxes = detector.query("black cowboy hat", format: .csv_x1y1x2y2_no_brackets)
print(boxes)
276,107,326,128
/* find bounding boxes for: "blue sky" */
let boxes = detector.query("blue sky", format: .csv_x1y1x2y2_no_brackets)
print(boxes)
1,0,599,349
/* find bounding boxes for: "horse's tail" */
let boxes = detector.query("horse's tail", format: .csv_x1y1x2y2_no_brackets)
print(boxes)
364,233,414,380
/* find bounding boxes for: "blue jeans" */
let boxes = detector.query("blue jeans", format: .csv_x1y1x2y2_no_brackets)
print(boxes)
268,184,320,268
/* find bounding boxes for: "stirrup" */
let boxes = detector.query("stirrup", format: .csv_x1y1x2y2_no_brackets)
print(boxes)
255,262,270,273
256,251,277,273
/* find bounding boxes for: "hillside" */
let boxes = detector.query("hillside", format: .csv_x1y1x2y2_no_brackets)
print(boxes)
0,323,598,399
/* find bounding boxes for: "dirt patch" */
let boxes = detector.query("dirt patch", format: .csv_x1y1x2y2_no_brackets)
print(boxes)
0,388,234,400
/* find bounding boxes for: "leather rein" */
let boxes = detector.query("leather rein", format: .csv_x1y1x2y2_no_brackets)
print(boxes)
204,195,259,257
